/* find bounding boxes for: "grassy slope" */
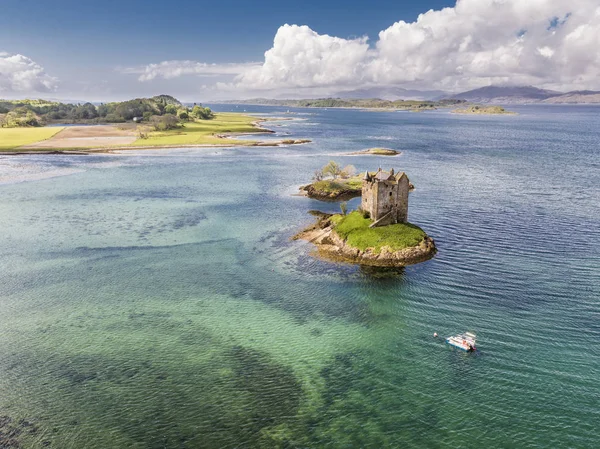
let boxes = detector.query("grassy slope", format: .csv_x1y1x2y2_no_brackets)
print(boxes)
331,211,426,253
311,176,363,194
131,113,263,146
0,127,64,151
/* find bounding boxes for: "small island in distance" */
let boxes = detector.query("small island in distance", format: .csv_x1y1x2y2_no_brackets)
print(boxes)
451,105,517,115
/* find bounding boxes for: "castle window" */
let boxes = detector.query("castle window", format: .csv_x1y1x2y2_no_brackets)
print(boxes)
389,192,393,197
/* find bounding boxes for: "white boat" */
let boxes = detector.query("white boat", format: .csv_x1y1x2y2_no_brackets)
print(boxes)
446,332,477,351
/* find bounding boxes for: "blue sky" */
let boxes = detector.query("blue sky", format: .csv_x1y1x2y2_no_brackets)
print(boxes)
1,0,599,101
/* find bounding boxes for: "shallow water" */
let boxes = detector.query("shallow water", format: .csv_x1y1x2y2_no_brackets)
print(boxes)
0,105,599,448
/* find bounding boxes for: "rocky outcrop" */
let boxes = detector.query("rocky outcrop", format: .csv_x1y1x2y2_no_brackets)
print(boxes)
293,213,436,267
299,184,362,202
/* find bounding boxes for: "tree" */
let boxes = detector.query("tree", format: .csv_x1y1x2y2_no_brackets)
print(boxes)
164,104,178,115
313,169,324,181
340,164,356,179
1,107,43,127
151,114,181,131
191,105,214,120
340,201,348,216
323,160,342,179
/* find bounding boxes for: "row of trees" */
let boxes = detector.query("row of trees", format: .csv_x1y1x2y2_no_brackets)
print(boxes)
0,96,214,128
0,107,43,127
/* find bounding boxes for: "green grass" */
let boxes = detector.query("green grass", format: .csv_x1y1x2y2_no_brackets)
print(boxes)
131,113,263,146
312,176,363,194
0,127,64,151
367,148,398,155
332,211,426,253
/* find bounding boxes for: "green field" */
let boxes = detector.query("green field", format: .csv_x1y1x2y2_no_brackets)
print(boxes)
131,113,264,146
311,176,363,194
0,127,64,151
331,211,426,253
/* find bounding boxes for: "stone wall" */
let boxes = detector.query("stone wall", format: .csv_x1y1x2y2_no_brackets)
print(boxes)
362,171,410,224
396,174,409,223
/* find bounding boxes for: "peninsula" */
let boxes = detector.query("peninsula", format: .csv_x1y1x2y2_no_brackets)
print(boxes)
0,95,310,153
295,168,436,267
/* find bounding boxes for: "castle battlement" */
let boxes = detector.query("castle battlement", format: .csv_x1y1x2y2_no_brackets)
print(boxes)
361,168,409,227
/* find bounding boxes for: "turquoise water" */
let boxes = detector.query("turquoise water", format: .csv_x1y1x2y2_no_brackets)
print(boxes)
0,105,598,448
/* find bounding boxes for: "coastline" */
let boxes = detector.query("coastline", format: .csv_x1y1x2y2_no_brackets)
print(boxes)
1,115,311,155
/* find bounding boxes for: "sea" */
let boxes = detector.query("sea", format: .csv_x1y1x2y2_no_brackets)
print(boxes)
0,104,598,448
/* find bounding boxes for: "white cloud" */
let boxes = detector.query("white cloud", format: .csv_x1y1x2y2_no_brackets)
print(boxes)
366,0,600,90
235,24,371,89
126,0,600,95
0,52,58,93
122,60,262,82
234,0,600,92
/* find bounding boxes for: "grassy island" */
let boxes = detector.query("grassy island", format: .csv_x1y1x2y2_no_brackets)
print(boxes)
311,177,362,195
350,147,400,156
300,161,363,201
302,177,362,201
452,105,516,115
331,211,427,253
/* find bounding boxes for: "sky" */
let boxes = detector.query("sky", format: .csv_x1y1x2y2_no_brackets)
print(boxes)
1,0,599,101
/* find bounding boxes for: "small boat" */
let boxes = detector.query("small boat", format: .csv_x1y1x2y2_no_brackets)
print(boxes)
446,332,477,352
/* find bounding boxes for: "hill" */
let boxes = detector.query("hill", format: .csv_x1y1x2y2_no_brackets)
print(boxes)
0,95,195,127
218,98,464,110
332,86,447,101
450,85,563,104
542,91,600,104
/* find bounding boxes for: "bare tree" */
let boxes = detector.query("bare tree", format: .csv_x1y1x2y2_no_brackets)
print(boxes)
340,164,356,179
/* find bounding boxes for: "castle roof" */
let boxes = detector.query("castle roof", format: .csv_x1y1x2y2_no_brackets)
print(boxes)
366,168,408,183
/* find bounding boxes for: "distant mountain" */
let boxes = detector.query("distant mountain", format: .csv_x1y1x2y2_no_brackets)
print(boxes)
333,86,448,101
542,91,600,104
450,85,563,104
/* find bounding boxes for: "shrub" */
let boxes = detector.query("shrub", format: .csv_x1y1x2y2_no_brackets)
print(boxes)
340,202,348,216
151,114,181,131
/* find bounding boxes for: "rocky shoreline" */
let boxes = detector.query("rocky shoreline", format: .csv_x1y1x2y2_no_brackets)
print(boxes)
293,212,437,267
298,184,362,201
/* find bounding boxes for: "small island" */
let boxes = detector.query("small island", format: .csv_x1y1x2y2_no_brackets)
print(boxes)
349,147,400,156
299,161,363,201
451,105,517,115
295,168,436,267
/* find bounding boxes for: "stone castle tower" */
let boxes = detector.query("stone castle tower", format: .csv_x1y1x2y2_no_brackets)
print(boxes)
361,168,410,227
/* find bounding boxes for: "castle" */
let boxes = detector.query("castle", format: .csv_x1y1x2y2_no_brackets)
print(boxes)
361,168,410,227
